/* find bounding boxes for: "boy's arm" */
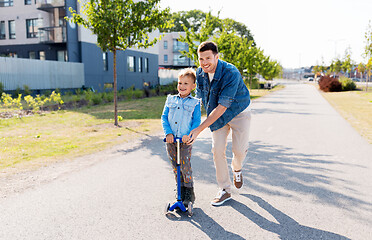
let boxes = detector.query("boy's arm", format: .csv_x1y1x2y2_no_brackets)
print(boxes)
161,102,173,137
190,101,201,131
184,102,202,144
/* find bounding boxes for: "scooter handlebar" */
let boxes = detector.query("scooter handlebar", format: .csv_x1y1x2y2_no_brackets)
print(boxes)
163,137,183,143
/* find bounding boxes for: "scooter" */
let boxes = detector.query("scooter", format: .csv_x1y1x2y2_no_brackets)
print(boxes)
164,137,193,216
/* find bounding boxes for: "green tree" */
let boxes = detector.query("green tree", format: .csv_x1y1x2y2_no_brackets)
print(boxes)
330,58,342,76
342,47,353,78
159,10,206,32
220,18,254,42
178,11,220,67
66,0,171,126
364,20,372,91
358,62,366,80
366,57,372,91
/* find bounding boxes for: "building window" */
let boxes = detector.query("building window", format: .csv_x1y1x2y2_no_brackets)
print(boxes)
29,51,36,59
138,57,142,72
128,56,135,72
57,50,67,62
24,0,31,5
0,0,13,7
26,19,39,38
164,54,168,63
173,39,188,52
145,58,149,73
103,52,108,71
0,21,5,39
8,20,15,39
164,40,168,49
39,51,45,60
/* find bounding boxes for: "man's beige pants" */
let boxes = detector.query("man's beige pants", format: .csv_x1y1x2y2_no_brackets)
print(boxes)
211,109,251,193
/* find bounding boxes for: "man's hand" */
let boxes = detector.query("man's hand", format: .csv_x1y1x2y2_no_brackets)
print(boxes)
187,104,227,145
187,127,202,145
182,135,190,144
165,134,174,143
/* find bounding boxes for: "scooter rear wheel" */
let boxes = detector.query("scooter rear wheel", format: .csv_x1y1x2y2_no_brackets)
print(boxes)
164,202,170,214
187,202,193,216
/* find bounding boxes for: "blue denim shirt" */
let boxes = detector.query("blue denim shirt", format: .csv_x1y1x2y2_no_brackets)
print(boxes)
195,59,250,132
161,94,201,138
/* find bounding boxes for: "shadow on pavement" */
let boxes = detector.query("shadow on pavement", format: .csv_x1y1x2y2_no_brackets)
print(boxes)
245,141,371,216
165,207,245,239
117,131,371,218
229,194,351,240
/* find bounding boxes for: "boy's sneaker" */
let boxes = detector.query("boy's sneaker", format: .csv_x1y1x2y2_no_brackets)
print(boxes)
233,170,243,189
211,189,231,206
183,187,195,205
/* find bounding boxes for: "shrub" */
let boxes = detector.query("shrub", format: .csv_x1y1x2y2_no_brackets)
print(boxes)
13,87,22,98
133,89,143,99
84,90,94,105
23,85,32,96
0,82,4,96
104,92,114,102
92,94,103,105
318,75,342,92
339,76,356,91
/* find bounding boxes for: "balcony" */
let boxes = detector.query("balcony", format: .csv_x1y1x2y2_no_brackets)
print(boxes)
39,26,66,43
173,58,192,66
173,45,188,53
37,0,65,11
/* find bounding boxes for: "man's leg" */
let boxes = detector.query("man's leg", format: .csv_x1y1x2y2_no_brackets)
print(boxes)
211,124,232,193
229,110,251,187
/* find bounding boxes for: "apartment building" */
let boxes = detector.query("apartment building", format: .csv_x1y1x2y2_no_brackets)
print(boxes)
0,0,159,91
158,32,195,69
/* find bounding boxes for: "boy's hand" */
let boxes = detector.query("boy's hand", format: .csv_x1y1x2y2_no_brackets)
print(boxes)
166,134,174,143
182,135,190,144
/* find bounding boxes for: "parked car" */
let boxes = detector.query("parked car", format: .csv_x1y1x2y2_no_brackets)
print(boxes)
307,77,314,81
351,78,360,82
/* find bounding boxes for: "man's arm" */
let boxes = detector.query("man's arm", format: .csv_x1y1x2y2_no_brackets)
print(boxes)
186,104,227,144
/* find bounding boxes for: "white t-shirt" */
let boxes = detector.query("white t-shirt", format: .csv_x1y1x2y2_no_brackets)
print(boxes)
208,73,215,82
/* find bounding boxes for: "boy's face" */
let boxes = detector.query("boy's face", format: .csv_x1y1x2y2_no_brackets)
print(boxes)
198,50,219,73
177,76,196,98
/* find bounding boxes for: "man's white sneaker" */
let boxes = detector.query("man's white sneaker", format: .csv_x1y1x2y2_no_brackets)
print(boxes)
233,170,243,189
211,189,231,206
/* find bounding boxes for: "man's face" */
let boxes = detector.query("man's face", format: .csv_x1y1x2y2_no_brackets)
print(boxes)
198,50,219,73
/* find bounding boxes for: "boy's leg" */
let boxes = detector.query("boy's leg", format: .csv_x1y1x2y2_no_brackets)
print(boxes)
211,124,232,193
179,144,193,188
166,143,185,200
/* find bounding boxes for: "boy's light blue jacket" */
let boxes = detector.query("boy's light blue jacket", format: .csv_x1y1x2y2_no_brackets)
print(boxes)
161,94,201,138
195,59,250,132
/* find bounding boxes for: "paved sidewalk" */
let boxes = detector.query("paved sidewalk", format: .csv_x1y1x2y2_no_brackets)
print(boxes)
0,80,371,239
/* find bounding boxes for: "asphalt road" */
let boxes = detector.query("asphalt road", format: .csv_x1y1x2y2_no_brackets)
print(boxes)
1,80,371,239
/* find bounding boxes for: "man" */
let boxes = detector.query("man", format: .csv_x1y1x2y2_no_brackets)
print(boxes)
187,41,251,206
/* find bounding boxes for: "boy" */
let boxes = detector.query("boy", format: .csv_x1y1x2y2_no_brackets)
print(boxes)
161,68,201,206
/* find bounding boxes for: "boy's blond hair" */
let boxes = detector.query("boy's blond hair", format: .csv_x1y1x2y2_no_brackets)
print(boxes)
178,68,196,83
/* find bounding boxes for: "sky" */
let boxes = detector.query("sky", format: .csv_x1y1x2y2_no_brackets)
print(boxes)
159,0,372,69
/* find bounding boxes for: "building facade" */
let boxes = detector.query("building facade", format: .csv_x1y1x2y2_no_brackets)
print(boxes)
0,0,159,91
158,32,195,69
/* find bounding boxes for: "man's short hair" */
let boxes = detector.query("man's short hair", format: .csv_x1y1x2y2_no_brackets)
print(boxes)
178,68,196,83
197,41,218,55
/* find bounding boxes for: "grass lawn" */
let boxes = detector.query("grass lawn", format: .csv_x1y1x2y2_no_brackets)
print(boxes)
0,86,283,172
320,88,372,144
